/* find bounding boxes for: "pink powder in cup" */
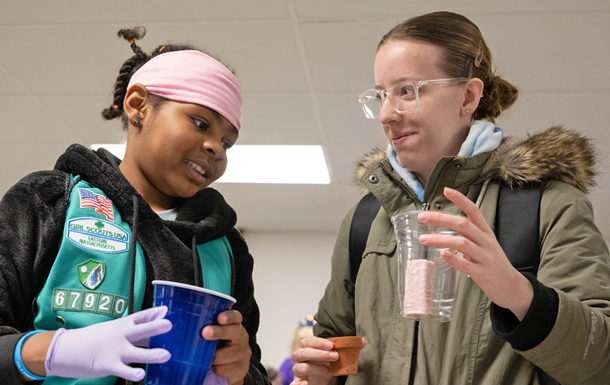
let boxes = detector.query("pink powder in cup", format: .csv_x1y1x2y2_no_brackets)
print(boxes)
404,259,435,316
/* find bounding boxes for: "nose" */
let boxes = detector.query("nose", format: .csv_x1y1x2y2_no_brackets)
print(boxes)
378,97,400,125
202,138,224,159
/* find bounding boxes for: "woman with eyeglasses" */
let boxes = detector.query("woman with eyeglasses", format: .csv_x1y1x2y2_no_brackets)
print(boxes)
291,11,610,385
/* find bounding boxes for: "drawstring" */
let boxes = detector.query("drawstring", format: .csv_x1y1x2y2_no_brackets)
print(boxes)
192,236,203,287
456,178,492,274
126,195,139,385
63,176,81,211
128,195,138,316
475,178,491,208
456,178,491,217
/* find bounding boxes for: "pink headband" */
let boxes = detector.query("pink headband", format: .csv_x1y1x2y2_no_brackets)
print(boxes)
127,50,243,130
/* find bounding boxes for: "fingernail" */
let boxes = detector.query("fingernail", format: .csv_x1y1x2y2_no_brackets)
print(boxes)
324,341,334,349
159,350,171,361
329,352,339,360
133,369,145,381
203,327,214,339
419,234,430,242
418,212,429,221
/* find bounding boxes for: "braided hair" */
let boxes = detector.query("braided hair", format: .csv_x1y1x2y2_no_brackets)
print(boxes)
101,26,234,130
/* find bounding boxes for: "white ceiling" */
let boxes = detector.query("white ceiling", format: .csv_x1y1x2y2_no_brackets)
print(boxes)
1,1,610,240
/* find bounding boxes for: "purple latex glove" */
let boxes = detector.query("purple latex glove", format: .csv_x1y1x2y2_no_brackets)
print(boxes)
45,306,172,381
204,368,228,385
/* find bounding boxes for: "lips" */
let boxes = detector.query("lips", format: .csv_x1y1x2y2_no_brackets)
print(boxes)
391,131,417,146
185,159,213,182
391,130,416,140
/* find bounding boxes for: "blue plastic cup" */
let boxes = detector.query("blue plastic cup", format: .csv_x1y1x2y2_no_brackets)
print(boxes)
145,280,236,385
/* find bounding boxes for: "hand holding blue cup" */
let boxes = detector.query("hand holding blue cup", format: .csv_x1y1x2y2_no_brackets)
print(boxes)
145,280,236,385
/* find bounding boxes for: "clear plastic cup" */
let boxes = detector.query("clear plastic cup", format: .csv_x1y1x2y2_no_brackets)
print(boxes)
391,211,460,322
145,280,236,385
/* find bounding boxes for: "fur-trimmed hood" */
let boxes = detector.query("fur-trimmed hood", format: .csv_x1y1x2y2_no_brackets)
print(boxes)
355,126,597,194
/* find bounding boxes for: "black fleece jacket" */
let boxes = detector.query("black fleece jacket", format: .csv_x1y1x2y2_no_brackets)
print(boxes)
0,144,270,385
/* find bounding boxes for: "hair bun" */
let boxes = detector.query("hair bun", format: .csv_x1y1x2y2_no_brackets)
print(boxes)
117,26,146,43
474,74,518,122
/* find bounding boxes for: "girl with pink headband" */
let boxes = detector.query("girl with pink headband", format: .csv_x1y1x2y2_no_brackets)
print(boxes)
0,27,270,385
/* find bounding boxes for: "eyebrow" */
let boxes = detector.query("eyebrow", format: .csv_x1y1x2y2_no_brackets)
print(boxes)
375,77,413,90
210,109,239,136
211,109,223,123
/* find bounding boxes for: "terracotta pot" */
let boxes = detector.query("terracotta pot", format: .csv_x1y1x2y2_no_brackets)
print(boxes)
327,336,364,376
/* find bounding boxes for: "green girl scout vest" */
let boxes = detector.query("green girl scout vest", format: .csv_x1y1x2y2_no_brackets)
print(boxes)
33,176,233,385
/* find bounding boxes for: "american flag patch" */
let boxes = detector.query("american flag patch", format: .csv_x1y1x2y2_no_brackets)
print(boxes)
78,189,114,221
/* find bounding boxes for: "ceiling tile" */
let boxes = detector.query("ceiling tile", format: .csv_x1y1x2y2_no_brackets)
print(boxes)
0,142,74,196
0,25,141,95
132,21,309,93
42,93,129,145
300,20,391,92
238,93,321,145
317,92,388,146
299,12,610,94
495,91,610,138
0,21,308,95
0,95,81,143
472,13,610,91
1,0,289,24
0,65,26,95
294,0,610,19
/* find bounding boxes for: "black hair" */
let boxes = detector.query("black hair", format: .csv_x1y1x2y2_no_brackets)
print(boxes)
101,26,235,130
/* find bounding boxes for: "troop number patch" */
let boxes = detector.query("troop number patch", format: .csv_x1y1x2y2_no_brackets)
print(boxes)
67,217,129,253
52,288,128,319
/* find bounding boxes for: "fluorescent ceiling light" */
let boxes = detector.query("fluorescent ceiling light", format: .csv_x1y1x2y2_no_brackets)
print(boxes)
91,144,126,159
218,145,330,184
91,144,331,184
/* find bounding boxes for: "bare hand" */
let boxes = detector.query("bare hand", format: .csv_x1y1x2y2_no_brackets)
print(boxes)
202,310,251,385
291,336,366,385
417,187,534,320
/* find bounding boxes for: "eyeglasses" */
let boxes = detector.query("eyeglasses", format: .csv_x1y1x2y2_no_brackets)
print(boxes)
357,77,470,119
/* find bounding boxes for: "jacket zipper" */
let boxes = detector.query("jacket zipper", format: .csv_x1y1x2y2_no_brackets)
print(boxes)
422,158,455,211
380,157,455,211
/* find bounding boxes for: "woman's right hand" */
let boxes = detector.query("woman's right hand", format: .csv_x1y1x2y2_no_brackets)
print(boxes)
291,336,366,385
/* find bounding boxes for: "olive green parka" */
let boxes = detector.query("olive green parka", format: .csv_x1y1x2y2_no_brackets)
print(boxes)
314,126,610,385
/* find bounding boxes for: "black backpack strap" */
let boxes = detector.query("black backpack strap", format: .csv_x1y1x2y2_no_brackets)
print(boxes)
495,181,559,385
348,193,381,282
338,193,379,385
495,182,545,275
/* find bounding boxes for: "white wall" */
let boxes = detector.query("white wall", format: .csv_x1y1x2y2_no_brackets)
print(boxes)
244,230,338,370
